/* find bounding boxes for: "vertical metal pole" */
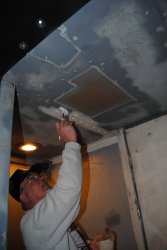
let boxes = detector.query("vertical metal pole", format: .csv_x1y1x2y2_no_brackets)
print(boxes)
0,82,15,250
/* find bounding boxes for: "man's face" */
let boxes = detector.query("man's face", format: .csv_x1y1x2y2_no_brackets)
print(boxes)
19,172,51,210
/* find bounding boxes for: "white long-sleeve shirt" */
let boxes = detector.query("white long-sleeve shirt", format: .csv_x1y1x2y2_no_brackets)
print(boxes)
20,142,86,250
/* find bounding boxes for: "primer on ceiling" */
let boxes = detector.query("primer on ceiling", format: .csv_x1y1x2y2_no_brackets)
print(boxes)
2,0,167,160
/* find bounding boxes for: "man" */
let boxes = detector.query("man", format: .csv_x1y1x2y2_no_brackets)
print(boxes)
9,120,90,250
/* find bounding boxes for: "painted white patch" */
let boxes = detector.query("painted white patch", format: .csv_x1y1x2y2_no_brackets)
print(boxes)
156,26,166,32
0,190,8,214
164,42,167,47
94,2,167,109
23,63,59,91
133,62,167,110
2,232,6,246
0,80,15,142
145,10,150,15
44,99,50,104
26,73,45,90
95,2,155,68
72,36,78,41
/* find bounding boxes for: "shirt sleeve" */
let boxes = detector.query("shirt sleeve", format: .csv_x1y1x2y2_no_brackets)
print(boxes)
21,142,82,246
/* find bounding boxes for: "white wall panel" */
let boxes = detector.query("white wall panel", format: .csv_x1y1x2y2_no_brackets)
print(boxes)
126,115,167,249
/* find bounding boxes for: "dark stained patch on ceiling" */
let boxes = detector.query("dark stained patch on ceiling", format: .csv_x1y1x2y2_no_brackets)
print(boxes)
58,66,132,116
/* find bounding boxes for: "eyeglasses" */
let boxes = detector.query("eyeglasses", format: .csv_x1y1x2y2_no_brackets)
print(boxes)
25,173,39,184
25,172,48,184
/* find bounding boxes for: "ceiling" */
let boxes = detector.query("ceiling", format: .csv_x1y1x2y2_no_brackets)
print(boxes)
1,0,167,162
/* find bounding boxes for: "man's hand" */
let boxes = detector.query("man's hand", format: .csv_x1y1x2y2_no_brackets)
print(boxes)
89,241,99,250
55,120,77,143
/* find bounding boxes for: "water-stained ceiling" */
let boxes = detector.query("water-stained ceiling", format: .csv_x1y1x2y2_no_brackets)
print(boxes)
1,0,167,162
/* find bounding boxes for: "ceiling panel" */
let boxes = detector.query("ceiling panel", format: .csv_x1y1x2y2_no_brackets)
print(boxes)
58,66,132,116
1,0,167,161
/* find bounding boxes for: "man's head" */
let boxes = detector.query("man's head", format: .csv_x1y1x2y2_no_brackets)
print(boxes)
9,162,51,210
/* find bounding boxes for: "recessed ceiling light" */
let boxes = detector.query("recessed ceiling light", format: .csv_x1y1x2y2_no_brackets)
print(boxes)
19,41,28,50
16,142,40,152
20,144,37,152
36,18,46,29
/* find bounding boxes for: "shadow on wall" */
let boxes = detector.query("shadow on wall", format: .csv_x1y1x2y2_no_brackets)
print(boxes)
77,148,91,239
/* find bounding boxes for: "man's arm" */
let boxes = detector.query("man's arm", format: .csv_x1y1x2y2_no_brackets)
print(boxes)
21,121,83,247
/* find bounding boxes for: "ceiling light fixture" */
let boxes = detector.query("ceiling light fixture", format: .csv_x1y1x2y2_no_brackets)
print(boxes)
16,142,40,152
20,144,37,152
19,41,29,50
36,18,46,29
